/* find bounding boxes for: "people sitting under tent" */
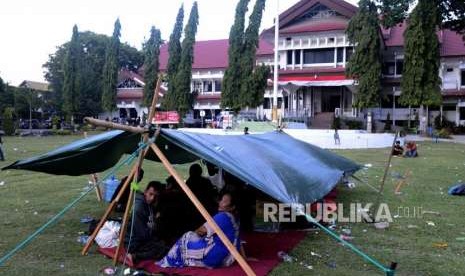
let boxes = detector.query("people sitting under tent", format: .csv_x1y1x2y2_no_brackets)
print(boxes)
205,161,225,191
392,141,404,156
186,164,218,226
404,141,418,158
111,169,144,213
155,176,196,246
157,192,244,268
223,172,256,232
125,181,168,264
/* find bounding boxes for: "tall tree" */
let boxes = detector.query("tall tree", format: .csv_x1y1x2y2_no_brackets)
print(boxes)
346,0,382,108
172,2,199,116
0,77,14,115
163,5,184,111
142,26,162,107
379,0,465,39
400,0,442,107
101,18,121,114
239,0,267,109
222,0,250,111
440,0,465,38
62,25,83,120
44,32,144,116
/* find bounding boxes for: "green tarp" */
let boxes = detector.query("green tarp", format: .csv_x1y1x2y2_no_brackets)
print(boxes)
3,129,361,204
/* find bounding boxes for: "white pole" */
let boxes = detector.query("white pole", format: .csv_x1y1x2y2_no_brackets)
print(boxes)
272,0,279,123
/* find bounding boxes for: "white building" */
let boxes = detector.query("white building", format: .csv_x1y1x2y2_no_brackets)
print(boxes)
116,0,465,128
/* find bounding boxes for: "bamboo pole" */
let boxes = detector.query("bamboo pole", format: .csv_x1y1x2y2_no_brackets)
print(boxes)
83,117,146,133
113,78,162,265
81,164,138,255
379,131,398,194
149,143,256,276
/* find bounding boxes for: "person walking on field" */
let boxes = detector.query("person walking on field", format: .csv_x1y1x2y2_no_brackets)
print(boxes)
334,129,341,145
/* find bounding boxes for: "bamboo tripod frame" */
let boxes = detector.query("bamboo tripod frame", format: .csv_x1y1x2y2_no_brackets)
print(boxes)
81,77,256,276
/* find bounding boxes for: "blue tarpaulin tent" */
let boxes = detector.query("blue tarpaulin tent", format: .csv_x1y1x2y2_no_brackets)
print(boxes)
3,129,361,204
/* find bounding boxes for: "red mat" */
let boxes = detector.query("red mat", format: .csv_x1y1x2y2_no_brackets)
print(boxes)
98,231,306,276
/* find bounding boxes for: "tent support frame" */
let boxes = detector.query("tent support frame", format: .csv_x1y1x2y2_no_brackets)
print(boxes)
83,78,256,276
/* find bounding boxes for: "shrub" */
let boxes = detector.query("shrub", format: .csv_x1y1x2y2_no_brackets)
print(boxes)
344,119,363,129
2,107,15,135
437,128,451,139
434,115,455,130
52,115,60,130
53,129,72,135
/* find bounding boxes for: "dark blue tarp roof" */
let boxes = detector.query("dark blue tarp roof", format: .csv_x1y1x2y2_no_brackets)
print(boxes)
3,129,361,204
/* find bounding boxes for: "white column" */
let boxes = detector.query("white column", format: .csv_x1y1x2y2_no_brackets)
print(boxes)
334,47,337,67
292,50,295,70
300,49,304,69
272,0,279,123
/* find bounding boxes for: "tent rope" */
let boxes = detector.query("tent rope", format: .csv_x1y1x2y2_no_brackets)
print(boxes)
301,213,395,276
0,141,149,267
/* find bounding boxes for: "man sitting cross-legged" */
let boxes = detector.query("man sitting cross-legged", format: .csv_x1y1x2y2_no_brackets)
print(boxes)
125,181,168,264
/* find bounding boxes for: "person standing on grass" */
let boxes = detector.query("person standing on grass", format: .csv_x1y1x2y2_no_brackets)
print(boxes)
334,129,340,145
0,135,5,161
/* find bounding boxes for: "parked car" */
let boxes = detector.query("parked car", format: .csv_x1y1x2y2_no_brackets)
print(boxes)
20,119,41,129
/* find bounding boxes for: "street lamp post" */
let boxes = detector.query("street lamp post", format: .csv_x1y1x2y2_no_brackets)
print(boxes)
29,89,33,133
272,0,279,123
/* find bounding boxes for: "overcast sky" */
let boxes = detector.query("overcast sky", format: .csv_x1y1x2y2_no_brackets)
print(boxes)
0,0,357,85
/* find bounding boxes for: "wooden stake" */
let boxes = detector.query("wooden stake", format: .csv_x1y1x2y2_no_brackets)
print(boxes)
150,143,256,276
90,174,103,202
84,131,103,202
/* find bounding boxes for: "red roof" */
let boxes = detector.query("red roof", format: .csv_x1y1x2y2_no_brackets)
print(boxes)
256,39,274,56
159,39,274,70
117,88,143,100
441,30,465,57
118,68,144,83
383,23,465,57
281,21,348,34
279,0,357,28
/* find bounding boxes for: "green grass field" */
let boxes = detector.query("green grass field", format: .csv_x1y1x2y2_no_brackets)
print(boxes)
0,134,464,275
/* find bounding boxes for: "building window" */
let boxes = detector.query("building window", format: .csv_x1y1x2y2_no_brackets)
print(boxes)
294,50,301,65
337,48,343,63
383,62,396,75
303,48,334,64
203,81,213,92
287,50,293,65
460,107,465,120
193,81,202,92
214,80,222,92
461,70,465,86
396,60,404,75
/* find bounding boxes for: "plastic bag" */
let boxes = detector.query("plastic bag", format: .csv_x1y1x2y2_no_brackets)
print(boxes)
95,221,121,248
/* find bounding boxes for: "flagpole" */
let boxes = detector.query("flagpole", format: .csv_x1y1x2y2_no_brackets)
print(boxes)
272,0,279,123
